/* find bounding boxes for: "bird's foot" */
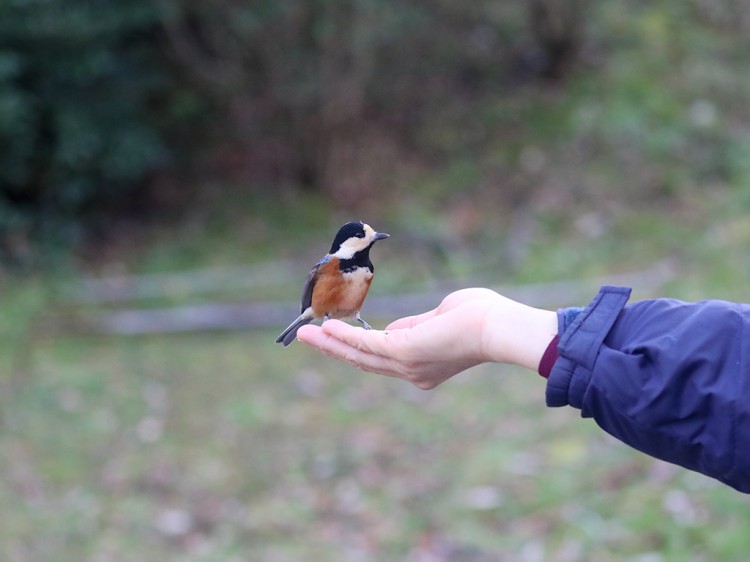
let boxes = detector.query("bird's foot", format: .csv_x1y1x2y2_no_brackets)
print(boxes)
355,312,371,330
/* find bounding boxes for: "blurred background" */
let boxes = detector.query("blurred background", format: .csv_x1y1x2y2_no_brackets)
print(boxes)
1,0,750,560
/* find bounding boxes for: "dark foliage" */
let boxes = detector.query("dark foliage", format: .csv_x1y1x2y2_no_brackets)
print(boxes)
0,0,607,262
0,0,204,262
164,0,586,202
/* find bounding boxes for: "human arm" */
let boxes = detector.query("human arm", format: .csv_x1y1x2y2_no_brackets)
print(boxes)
550,286,750,493
298,284,750,492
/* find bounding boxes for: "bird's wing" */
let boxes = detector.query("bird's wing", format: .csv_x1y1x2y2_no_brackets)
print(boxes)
300,255,330,314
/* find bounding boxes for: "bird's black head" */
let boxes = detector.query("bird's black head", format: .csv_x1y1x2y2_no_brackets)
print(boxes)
329,221,389,257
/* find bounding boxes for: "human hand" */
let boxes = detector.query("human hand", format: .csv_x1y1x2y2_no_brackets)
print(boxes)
296,288,557,389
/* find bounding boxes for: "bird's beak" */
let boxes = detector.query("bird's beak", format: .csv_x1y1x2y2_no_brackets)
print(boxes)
373,232,390,241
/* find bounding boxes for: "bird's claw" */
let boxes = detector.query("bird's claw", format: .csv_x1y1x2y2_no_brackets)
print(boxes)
355,312,371,330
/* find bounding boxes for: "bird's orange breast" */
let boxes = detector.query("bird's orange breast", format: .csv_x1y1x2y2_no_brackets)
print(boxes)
311,258,373,320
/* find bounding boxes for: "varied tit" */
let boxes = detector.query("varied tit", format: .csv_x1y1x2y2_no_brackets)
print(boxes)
275,221,390,347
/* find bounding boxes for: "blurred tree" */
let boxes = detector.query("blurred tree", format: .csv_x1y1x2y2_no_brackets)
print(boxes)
0,0,195,262
528,0,587,80
161,0,585,205
8,0,745,265
0,0,595,262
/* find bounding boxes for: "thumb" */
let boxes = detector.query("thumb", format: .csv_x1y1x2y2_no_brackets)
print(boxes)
386,308,439,330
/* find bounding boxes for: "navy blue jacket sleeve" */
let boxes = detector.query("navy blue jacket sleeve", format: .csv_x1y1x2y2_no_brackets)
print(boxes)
546,286,750,493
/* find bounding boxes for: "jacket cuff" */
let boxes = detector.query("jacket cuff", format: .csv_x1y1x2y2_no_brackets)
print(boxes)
546,286,632,408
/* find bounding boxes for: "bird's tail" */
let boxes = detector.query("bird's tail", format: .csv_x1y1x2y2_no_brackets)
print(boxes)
275,315,314,347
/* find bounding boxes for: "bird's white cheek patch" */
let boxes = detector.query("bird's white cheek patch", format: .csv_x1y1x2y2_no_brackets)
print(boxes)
335,237,369,259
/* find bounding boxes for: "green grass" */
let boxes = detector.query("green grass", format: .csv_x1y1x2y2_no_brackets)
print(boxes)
5,170,750,560
3,322,750,561
3,195,750,560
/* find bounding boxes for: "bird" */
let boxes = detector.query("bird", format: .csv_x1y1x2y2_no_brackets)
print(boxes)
275,221,390,347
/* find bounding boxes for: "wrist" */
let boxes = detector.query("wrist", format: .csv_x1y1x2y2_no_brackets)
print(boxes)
483,300,558,371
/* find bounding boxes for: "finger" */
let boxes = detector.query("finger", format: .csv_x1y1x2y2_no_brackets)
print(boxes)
321,320,398,356
385,308,439,330
384,290,480,330
297,324,403,377
295,324,324,346
297,324,369,362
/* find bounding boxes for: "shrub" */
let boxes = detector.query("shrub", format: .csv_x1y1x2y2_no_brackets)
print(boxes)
0,0,176,261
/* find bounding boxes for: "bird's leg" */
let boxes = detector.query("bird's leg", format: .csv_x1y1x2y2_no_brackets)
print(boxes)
323,314,330,322
354,311,371,330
